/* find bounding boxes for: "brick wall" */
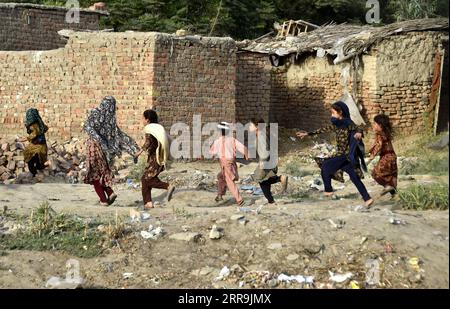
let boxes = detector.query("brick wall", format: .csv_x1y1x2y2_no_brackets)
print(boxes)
0,32,155,142
0,3,104,51
152,34,237,129
372,31,447,134
236,52,270,123
0,32,238,147
236,31,447,135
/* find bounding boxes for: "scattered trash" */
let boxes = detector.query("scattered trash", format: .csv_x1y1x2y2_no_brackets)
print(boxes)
389,217,407,225
209,225,224,240
126,179,140,189
277,273,314,285
141,225,165,240
350,280,360,289
122,272,133,279
141,212,151,220
239,218,249,225
329,271,353,283
289,136,296,142
408,257,421,272
215,266,230,281
310,178,324,191
240,185,264,195
360,237,368,245
239,281,245,288
328,219,345,229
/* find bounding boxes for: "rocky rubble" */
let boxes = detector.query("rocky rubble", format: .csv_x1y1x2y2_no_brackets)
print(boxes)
0,137,133,185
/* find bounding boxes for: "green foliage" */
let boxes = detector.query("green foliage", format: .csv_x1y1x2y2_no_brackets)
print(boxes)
398,183,449,210
0,0,448,39
284,161,315,177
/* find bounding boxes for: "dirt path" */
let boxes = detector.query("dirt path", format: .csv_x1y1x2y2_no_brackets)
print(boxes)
0,162,448,289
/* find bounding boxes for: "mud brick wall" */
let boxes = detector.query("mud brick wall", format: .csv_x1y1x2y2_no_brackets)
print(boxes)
236,52,271,123
152,35,237,127
0,3,104,51
0,32,156,142
372,31,447,135
152,34,237,158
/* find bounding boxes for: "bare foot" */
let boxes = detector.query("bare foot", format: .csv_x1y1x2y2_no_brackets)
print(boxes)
144,202,154,210
215,195,223,202
365,199,374,208
100,201,109,207
324,192,334,197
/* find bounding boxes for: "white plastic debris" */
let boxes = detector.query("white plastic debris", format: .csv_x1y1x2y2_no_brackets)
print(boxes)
45,276,84,289
215,266,230,281
123,272,133,279
329,271,353,283
141,212,151,220
289,136,296,142
389,217,407,225
278,273,314,285
310,178,324,191
141,225,165,240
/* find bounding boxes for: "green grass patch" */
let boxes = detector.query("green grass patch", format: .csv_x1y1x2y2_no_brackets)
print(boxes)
0,202,127,258
397,183,449,210
399,155,449,176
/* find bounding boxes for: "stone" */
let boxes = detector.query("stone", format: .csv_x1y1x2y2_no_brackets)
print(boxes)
45,276,84,289
6,160,15,171
215,218,228,224
262,229,272,235
1,172,11,181
1,143,9,152
169,232,202,242
230,214,245,221
267,243,283,250
0,166,8,175
286,254,299,261
209,225,223,240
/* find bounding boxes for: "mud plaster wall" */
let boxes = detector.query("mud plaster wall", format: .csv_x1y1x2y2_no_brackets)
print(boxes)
0,5,102,51
372,31,448,134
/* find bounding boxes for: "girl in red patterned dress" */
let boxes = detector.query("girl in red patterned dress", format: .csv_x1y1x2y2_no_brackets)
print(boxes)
368,114,398,197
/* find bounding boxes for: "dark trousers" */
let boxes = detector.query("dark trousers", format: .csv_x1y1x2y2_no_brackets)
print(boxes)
93,180,114,203
28,154,45,176
321,155,371,202
141,175,169,204
259,175,281,204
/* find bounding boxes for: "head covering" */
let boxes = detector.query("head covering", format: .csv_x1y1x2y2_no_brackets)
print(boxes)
84,96,139,162
25,108,48,135
331,101,354,128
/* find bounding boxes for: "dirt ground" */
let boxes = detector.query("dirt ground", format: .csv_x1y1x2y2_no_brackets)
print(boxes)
0,155,448,289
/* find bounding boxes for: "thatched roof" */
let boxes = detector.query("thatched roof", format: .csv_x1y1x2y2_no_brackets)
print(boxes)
237,18,449,64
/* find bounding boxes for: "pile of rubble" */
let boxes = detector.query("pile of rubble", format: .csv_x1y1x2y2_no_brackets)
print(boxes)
0,137,133,185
